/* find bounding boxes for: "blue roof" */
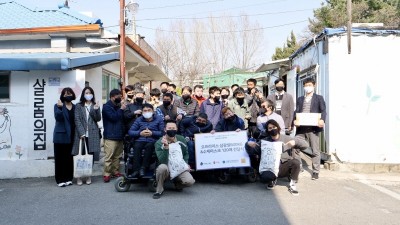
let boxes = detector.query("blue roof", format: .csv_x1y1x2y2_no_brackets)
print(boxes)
0,52,119,70
0,1,102,29
291,27,400,59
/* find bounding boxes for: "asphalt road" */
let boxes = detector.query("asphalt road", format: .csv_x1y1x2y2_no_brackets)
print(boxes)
0,170,399,225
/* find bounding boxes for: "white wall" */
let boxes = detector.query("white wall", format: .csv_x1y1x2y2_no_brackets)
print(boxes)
327,34,400,163
0,70,84,161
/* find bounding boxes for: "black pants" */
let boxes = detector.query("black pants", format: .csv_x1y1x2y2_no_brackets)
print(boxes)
132,141,155,171
54,143,74,184
259,159,301,184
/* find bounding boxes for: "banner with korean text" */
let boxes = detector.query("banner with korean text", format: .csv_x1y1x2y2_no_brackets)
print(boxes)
194,131,250,170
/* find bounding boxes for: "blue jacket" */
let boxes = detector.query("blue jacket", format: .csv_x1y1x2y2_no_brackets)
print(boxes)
215,115,245,132
102,100,124,140
53,104,75,144
179,116,213,138
128,114,164,142
200,99,223,128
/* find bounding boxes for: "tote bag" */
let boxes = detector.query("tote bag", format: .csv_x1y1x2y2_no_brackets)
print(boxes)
168,142,190,180
73,139,93,178
259,140,283,176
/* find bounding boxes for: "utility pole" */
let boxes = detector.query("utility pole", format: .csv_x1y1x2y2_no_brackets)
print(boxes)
347,0,352,54
119,0,126,93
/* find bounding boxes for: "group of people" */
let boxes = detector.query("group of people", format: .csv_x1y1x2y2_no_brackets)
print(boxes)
53,77,326,198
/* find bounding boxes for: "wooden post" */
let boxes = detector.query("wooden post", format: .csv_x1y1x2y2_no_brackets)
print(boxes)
120,0,126,93
347,0,352,54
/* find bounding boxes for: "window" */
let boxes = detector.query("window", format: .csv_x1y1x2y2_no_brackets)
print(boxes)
0,71,10,103
102,70,120,103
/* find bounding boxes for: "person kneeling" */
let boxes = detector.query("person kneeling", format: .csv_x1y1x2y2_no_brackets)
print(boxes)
153,120,195,199
245,119,308,195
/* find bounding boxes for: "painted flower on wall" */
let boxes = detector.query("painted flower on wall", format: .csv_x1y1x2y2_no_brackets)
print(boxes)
15,145,23,159
366,85,380,114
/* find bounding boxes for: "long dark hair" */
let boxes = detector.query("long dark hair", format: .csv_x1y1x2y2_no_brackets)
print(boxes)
79,86,96,105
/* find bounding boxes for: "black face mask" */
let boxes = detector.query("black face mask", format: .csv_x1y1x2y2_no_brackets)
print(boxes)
114,97,122,104
226,115,235,121
135,97,144,104
166,130,177,137
182,94,191,101
267,129,279,137
63,96,74,102
196,122,206,127
163,101,171,107
221,95,229,100
236,97,244,104
275,86,284,92
213,96,220,102
127,94,134,100
161,89,168,94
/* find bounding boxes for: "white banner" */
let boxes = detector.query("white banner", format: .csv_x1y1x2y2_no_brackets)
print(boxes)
194,131,250,170
259,140,283,176
296,113,321,126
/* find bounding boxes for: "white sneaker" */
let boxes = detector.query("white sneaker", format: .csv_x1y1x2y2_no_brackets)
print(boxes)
65,181,73,186
57,183,66,187
289,184,299,196
86,177,92,185
77,178,83,186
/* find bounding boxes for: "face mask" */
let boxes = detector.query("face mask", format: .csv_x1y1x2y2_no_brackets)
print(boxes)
226,115,235,121
127,94,134,100
135,97,144,104
84,94,93,101
143,112,153,119
196,122,206,127
259,108,266,114
166,129,177,137
163,101,171,107
236,97,244,104
213,96,220,102
221,95,229,100
63,96,74,102
182,94,191,101
195,94,202,98
267,129,279,137
275,86,284,92
304,86,314,94
114,97,122,104
161,89,168,94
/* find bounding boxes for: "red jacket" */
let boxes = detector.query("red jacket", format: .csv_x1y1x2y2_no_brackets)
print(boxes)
192,95,206,106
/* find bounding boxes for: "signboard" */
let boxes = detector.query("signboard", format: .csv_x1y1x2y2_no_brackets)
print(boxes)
194,131,250,170
259,140,283,176
296,113,321,126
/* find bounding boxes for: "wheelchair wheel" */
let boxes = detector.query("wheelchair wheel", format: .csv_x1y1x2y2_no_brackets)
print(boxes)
115,177,131,192
216,171,231,184
147,179,157,192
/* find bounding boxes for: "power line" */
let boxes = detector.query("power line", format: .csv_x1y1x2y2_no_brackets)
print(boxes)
135,20,309,34
140,0,225,10
136,8,315,21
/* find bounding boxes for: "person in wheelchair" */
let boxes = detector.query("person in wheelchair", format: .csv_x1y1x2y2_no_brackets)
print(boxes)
128,103,164,178
179,113,213,169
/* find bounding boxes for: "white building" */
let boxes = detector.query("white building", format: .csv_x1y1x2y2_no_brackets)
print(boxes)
258,27,400,165
0,1,169,178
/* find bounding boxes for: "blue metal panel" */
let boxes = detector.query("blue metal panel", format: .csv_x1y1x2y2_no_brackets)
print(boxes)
0,52,119,71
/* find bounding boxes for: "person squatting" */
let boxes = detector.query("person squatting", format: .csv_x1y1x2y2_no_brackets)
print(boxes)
53,78,326,198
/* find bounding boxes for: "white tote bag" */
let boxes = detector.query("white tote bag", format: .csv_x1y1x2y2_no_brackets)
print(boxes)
168,142,190,180
259,140,283,176
73,139,93,178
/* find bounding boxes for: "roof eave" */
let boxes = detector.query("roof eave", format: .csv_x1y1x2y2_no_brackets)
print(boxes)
0,24,101,35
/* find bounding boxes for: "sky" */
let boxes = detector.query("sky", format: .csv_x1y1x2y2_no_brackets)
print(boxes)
13,0,324,61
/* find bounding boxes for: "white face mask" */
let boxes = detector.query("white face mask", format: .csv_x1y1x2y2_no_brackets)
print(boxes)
143,112,153,119
304,86,314,94
84,94,93,101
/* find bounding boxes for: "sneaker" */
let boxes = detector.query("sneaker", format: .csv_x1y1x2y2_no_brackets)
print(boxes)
266,180,276,190
289,184,299,196
86,177,92,185
77,178,83,186
103,176,111,183
57,182,66,187
312,173,319,180
153,191,163,199
65,181,73,186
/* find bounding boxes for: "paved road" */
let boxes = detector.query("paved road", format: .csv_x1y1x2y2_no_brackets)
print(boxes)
0,169,399,225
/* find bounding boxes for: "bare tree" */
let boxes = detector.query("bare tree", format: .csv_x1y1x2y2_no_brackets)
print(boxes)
154,14,264,86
